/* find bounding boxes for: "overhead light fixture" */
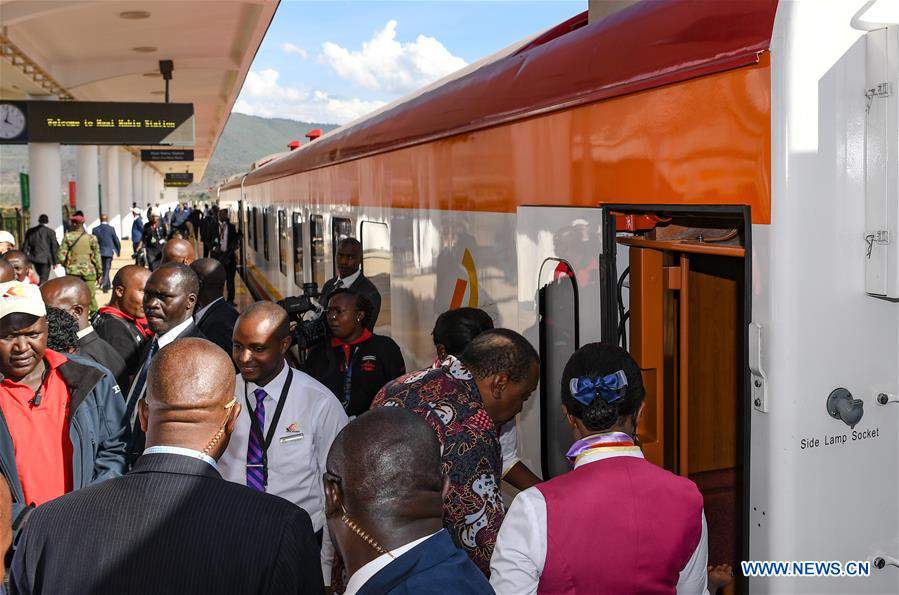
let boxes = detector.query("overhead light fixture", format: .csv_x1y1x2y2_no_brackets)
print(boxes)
143,72,162,78
119,11,151,20
132,46,157,53
150,91,165,95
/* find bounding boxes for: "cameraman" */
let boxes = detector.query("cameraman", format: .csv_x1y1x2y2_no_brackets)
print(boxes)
302,288,404,417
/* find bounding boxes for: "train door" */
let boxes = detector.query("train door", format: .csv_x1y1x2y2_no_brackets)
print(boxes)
609,206,750,594
515,206,606,480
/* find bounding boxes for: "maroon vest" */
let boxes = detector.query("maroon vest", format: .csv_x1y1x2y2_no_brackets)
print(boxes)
536,456,703,595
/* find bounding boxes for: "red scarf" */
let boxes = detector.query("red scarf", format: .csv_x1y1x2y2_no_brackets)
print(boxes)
98,305,153,339
331,328,373,366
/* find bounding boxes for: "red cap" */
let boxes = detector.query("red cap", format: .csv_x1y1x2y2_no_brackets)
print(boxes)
70,214,85,223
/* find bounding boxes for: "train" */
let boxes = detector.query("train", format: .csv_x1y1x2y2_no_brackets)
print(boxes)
217,1,899,593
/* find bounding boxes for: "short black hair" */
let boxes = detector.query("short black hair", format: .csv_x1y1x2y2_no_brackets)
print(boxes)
329,288,373,329
327,407,442,521
337,237,361,253
74,210,84,217
459,328,538,382
560,342,645,431
432,308,494,357
46,307,78,353
155,262,200,296
38,214,48,224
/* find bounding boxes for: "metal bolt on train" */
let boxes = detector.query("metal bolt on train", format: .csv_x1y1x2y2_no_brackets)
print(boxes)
217,1,899,593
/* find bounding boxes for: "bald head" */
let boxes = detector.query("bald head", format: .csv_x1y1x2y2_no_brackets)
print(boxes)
190,258,226,307
41,276,92,329
0,260,14,283
110,264,151,318
161,238,196,266
327,408,443,524
141,338,239,458
232,301,291,385
239,301,290,340
2,250,30,282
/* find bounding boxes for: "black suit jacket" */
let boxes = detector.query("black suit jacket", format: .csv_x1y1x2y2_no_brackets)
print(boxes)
195,298,239,355
92,313,148,381
76,329,128,389
320,273,382,329
212,222,238,266
22,224,59,265
10,453,324,595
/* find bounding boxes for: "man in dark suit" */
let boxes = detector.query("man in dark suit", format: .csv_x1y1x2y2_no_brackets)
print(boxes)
319,238,381,329
10,338,324,594
211,209,238,303
41,276,127,389
22,214,59,284
324,408,492,594
200,206,219,258
140,214,167,271
93,265,152,381
91,214,121,291
190,258,239,355
124,263,207,461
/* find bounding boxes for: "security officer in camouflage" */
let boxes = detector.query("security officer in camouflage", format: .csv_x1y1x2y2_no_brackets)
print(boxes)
57,211,103,316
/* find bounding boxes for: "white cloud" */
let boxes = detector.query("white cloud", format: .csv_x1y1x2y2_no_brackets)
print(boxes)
280,42,308,60
320,20,467,94
234,68,385,125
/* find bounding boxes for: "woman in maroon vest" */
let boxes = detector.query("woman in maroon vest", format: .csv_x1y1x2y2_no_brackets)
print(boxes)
490,342,709,594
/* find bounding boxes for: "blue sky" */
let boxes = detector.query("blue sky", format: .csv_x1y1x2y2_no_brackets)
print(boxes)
234,1,584,124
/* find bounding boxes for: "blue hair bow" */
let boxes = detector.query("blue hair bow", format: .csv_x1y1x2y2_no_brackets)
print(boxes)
568,371,628,407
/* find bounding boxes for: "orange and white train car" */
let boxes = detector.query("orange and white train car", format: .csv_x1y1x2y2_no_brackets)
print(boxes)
219,1,899,592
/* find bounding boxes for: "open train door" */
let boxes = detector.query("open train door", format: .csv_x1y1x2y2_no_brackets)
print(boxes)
515,206,611,481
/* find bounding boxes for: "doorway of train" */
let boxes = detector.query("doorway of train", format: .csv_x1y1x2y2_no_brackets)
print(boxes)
517,204,751,595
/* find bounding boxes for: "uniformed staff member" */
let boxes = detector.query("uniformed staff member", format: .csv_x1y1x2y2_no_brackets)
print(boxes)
56,211,102,317
302,288,405,417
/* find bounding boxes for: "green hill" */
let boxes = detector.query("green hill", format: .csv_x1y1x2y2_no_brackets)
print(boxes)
0,113,339,206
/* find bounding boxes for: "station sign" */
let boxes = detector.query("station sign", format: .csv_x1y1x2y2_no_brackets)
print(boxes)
164,172,194,187
141,149,194,162
0,100,194,146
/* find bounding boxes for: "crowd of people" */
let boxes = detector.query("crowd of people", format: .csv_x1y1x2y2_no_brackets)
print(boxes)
0,210,735,594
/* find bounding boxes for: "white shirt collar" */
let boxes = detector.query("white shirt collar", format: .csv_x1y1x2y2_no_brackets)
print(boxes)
143,445,218,470
338,268,361,288
157,316,194,349
76,326,94,339
344,530,442,595
244,360,290,402
194,297,224,324
573,444,645,470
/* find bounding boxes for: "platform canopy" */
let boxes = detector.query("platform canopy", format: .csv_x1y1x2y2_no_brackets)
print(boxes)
0,0,279,181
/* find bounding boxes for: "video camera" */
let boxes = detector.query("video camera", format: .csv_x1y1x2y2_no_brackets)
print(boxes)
278,282,328,357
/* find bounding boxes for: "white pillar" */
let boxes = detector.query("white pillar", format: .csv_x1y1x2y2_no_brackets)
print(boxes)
28,143,63,240
143,166,154,213
103,147,120,233
118,150,134,238
76,145,100,231
132,159,143,209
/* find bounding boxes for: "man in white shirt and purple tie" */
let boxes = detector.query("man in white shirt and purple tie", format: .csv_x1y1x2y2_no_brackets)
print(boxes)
218,300,348,586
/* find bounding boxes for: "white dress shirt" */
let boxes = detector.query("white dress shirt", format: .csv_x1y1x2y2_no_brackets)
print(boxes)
217,362,348,584
219,221,229,252
143,445,218,470
336,268,361,288
344,530,442,595
157,316,194,350
76,326,93,340
193,297,223,325
490,447,709,595
498,421,520,476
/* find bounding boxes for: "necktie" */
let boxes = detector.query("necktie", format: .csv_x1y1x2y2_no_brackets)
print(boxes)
246,388,267,492
334,279,344,289
132,340,159,401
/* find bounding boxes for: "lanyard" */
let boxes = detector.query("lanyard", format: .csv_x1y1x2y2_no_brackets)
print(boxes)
243,367,293,487
340,346,362,410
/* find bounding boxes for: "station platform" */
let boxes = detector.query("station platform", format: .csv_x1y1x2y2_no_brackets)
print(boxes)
100,241,256,314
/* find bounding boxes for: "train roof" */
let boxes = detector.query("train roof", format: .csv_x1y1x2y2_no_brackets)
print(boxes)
238,0,778,190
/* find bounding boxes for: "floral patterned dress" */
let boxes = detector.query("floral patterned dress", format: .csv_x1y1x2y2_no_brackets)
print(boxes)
372,357,503,576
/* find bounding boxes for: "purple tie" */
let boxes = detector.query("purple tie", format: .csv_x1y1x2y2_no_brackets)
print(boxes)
246,388,267,491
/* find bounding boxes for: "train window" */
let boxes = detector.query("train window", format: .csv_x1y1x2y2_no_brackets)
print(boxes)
292,212,304,286
361,221,391,330
538,259,580,480
262,207,270,261
277,209,288,276
331,217,353,276
251,207,259,252
310,215,326,289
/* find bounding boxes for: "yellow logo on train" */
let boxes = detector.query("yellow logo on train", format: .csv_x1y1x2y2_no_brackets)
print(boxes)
450,249,478,310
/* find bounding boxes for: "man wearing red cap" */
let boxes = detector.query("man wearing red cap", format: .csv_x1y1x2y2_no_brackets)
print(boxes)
56,211,102,317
